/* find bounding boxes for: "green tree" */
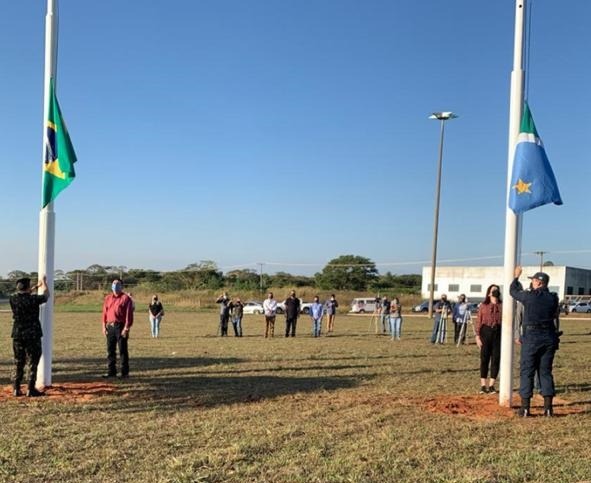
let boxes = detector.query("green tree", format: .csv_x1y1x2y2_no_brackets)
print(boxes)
173,261,224,290
7,270,30,280
269,272,315,288
225,269,260,290
315,255,378,290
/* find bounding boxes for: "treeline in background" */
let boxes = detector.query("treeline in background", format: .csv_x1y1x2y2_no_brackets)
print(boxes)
0,255,421,309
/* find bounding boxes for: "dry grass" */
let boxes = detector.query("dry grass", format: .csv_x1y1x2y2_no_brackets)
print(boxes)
0,310,590,482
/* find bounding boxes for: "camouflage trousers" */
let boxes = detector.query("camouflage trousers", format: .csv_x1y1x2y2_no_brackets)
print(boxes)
13,338,42,391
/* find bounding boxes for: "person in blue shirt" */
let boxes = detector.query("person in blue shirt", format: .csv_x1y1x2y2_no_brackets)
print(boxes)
452,294,470,345
310,296,324,337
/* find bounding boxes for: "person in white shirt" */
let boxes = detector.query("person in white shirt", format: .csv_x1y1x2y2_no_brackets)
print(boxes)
263,292,277,338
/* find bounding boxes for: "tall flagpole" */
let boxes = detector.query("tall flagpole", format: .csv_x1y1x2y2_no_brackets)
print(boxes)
499,0,527,407
37,0,58,388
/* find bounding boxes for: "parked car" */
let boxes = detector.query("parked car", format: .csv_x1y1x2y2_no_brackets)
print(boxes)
300,302,313,315
275,299,310,314
568,302,591,313
467,302,480,314
350,297,380,314
412,301,430,313
242,301,264,315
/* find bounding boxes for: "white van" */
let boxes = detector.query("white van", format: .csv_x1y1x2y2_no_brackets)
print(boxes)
350,297,379,314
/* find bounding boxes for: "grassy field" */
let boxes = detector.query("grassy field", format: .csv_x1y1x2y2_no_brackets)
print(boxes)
0,310,590,483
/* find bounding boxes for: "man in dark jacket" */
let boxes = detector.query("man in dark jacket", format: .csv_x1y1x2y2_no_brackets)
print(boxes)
510,266,560,417
284,290,301,337
9,276,49,397
216,292,231,336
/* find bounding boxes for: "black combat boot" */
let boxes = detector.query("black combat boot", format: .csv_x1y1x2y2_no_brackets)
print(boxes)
517,397,530,417
26,387,45,397
13,386,23,397
543,396,554,417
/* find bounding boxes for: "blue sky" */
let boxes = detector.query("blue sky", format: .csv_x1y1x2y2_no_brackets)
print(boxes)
1,0,590,277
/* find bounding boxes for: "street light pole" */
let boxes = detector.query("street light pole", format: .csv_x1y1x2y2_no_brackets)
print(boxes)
534,250,546,271
428,112,457,318
258,262,264,295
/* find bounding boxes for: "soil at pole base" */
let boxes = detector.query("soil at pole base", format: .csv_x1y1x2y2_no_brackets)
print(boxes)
1,382,116,402
422,394,586,419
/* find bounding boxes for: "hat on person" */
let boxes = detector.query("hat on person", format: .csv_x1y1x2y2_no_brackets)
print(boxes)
16,278,31,291
528,272,550,284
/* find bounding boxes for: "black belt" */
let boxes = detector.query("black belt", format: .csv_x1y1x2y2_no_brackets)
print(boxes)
524,324,553,330
106,321,122,326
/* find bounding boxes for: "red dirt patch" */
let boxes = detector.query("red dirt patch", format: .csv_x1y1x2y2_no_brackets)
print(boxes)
1,382,116,402
423,395,515,420
423,394,588,419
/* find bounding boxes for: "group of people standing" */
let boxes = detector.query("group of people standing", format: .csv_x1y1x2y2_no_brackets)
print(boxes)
215,291,340,338
429,266,561,416
6,268,562,417
215,293,244,337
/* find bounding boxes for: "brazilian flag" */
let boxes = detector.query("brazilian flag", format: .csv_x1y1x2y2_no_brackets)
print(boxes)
42,79,77,208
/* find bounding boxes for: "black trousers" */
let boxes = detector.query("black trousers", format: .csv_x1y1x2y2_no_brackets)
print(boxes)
479,325,501,379
519,329,557,399
285,317,297,337
13,337,42,390
219,314,229,336
106,324,129,376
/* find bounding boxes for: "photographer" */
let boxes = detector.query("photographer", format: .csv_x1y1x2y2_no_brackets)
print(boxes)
510,266,560,417
216,292,231,336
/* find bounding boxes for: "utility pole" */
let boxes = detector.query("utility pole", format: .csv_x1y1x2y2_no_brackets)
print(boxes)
258,262,264,295
533,251,547,271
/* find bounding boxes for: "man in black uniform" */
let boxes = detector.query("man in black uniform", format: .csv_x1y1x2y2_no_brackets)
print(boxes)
9,276,49,397
510,266,560,417
284,290,301,337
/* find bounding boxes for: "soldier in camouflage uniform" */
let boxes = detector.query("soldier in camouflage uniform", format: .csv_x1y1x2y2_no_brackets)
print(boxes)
9,276,49,397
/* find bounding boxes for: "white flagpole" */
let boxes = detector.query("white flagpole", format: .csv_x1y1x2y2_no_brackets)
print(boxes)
499,0,527,407
37,0,58,388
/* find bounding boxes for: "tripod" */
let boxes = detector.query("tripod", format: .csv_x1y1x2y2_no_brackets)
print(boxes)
368,308,381,334
456,310,474,347
435,306,449,344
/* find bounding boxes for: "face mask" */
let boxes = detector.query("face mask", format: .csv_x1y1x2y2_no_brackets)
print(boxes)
112,283,122,293
491,289,500,298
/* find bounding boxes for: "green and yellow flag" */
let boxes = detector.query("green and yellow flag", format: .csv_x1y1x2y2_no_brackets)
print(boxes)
42,79,76,208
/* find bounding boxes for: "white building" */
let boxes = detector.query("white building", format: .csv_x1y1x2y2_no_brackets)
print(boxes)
421,266,591,301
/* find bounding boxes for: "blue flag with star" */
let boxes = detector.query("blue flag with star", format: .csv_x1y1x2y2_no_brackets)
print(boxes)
508,102,562,214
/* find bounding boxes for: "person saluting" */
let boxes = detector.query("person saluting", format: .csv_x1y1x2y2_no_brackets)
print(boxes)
510,266,560,417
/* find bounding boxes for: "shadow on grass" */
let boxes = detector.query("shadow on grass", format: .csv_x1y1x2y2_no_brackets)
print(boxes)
48,356,367,413
119,373,364,412
56,373,365,413
558,383,591,393
52,356,245,381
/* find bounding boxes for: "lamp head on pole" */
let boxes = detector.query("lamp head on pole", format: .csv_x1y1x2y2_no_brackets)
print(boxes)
429,112,458,121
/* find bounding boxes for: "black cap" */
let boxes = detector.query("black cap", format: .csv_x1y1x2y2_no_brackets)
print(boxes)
16,278,31,291
528,272,550,284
